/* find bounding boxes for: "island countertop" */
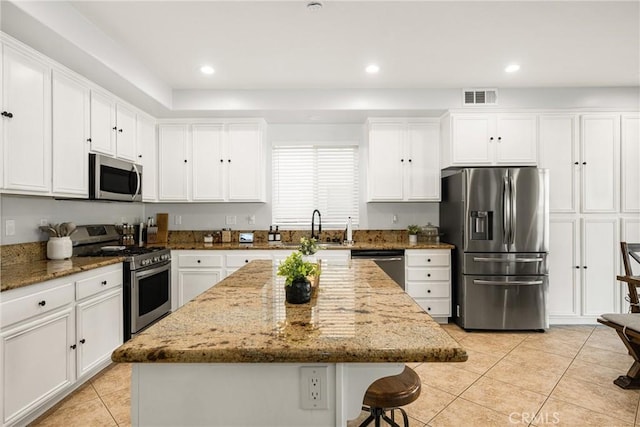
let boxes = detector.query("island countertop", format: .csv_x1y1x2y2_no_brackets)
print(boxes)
112,259,467,364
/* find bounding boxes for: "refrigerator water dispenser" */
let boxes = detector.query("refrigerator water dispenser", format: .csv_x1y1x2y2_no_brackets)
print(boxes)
470,211,492,240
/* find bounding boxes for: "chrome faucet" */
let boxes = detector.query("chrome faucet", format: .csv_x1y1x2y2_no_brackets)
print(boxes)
311,209,322,240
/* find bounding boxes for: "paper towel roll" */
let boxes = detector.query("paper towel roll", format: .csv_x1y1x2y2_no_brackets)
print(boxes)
346,217,353,242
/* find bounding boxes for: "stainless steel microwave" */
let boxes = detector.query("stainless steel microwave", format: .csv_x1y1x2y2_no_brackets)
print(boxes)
89,154,142,202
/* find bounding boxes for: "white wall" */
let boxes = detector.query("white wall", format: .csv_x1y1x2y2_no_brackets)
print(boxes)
0,194,143,244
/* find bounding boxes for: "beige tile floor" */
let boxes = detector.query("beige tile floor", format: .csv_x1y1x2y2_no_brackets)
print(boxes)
30,324,640,427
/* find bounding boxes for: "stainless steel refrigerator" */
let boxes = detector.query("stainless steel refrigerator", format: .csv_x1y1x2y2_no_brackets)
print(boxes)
440,168,549,330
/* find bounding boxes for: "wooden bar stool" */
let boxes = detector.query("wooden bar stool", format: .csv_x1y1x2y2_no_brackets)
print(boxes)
358,366,421,427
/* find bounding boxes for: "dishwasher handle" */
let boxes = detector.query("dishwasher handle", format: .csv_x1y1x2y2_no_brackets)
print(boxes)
368,257,404,262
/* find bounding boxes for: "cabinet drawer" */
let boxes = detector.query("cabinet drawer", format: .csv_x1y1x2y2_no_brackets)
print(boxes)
226,253,271,268
406,251,450,267
1,282,74,327
406,282,450,298
406,268,450,282
413,299,451,317
178,254,223,268
76,268,123,300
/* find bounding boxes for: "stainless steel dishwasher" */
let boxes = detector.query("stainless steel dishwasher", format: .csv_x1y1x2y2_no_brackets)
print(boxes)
351,249,405,289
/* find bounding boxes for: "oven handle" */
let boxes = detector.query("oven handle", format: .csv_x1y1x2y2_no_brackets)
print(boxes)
134,261,171,279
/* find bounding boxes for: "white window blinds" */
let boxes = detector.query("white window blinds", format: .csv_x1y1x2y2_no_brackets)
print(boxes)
272,144,359,228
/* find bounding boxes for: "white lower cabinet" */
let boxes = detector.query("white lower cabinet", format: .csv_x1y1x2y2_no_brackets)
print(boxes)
405,249,451,323
176,252,224,307
0,264,123,427
547,216,620,323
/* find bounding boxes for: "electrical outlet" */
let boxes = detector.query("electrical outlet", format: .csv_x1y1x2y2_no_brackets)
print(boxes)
40,219,49,226
225,215,236,225
174,215,182,225
392,214,398,224
5,220,15,236
300,366,328,409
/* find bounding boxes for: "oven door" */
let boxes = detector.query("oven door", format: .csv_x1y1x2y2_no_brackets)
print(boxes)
130,261,171,336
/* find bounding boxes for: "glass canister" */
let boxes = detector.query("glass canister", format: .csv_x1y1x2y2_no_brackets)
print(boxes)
422,222,440,243
47,236,73,260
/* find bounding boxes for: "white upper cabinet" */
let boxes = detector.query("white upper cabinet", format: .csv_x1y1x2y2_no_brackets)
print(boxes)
367,119,440,202
192,124,225,201
158,121,266,202
51,70,90,198
580,114,620,213
2,43,51,194
539,114,579,213
441,112,538,167
621,113,640,213
115,104,136,162
137,114,157,201
89,89,137,161
89,90,116,156
227,123,265,202
158,124,189,201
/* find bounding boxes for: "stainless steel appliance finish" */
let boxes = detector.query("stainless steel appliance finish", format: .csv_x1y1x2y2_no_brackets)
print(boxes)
351,250,405,289
73,224,171,341
89,153,142,202
440,168,549,330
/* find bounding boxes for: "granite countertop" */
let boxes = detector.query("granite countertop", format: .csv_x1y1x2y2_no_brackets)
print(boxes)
1,257,124,292
112,259,467,364
160,242,455,251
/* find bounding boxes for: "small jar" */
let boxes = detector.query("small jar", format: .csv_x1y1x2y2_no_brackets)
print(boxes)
47,236,72,260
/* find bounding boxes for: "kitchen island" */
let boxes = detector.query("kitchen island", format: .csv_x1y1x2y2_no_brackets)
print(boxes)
112,259,466,426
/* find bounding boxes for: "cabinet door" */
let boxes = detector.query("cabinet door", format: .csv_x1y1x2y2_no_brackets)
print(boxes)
178,270,222,307
2,308,75,425
227,123,264,201
367,122,404,201
137,115,157,201
582,218,619,316
494,114,538,165
192,124,225,201
2,44,51,193
158,124,189,201
89,90,115,156
115,103,137,161
581,114,620,213
405,122,440,201
539,115,579,213
450,115,493,165
548,218,580,318
76,289,123,378
51,70,89,198
621,114,640,213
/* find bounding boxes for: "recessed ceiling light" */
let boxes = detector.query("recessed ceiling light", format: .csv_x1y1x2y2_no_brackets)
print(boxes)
307,1,323,11
505,64,520,73
366,64,380,74
200,65,215,75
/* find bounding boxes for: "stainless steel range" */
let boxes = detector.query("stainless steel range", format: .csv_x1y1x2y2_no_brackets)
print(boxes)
74,225,171,341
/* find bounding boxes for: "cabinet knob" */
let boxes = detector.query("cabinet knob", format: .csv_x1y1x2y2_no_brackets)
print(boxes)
1,111,13,118
427,307,431,311
118,128,123,133
497,137,502,142
427,273,431,277
101,280,108,285
427,289,431,293
70,344,77,350
408,159,412,163
87,138,92,143
197,260,201,263
228,159,231,163
575,266,580,269
489,137,494,141
427,258,431,262
38,300,46,307
582,162,587,165
574,162,579,165
138,154,142,158
400,159,404,162
583,266,587,269
184,160,188,163
245,259,249,263
112,126,118,131
80,339,86,344
220,159,224,163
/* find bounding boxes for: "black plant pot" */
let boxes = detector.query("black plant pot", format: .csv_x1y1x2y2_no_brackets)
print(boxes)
285,278,311,304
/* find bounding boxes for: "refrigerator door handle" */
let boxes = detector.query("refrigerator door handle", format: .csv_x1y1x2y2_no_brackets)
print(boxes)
509,174,516,245
473,279,544,286
503,176,510,245
473,257,544,263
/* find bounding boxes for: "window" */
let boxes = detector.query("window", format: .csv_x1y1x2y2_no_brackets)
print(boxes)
272,143,359,229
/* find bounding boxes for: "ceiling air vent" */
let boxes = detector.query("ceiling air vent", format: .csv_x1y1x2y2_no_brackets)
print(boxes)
462,88,498,106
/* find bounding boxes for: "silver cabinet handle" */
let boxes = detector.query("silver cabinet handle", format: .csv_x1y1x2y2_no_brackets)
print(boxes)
473,257,543,263
473,279,544,286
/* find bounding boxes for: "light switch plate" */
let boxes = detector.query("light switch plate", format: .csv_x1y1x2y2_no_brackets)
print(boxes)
5,220,15,236
226,215,236,225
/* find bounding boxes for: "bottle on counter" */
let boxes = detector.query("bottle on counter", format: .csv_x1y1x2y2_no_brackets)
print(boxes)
268,225,275,242
275,226,281,242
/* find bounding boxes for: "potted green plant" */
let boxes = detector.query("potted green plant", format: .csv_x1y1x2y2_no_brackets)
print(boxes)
407,224,421,245
277,251,320,304
299,236,319,256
